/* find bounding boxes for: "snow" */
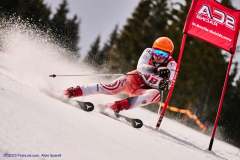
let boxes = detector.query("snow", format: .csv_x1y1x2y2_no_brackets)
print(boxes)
0,21,239,160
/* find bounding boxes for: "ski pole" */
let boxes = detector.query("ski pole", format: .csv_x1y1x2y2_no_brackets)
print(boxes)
157,90,164,115
49,73,139,78
49,69,178,78
155,90,164,130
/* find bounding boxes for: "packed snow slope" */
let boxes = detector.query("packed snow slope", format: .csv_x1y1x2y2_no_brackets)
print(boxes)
0,21,239,160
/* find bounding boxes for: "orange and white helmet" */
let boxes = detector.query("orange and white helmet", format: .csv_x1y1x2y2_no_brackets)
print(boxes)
152,37,174,54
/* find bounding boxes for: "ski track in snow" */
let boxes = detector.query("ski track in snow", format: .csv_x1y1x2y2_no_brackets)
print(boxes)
0,21,239,160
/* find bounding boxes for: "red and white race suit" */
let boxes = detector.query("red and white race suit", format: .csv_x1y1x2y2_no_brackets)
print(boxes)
75,48,177,110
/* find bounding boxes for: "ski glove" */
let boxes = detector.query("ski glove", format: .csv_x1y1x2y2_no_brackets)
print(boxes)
64,86,83,98
157,67,170,80
158,79,169,91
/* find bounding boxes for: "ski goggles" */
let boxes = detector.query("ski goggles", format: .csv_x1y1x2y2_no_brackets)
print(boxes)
152,49,169,59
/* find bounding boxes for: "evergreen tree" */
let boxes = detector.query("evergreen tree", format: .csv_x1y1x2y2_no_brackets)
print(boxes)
237,46,240,53
84,35,101,66
51,0,79,54
221,0,235,9
0,0,80,56
0,0,51,29
109,0,171,72
220,62,240,147
99,25,119,66
217,0,240,148
0,0,19,17
84,25,119,67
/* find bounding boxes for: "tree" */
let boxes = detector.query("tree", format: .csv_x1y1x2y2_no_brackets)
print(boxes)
84,35,101,66
127,0,172,66
109,0,167,72
99,25,119,66
221,0,235,9
0,0,51,29
0,0,80,56
84,26,119,67
220,62,240,147
51,0,79,54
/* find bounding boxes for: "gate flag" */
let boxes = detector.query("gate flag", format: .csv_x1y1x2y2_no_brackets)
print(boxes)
184,0,240,53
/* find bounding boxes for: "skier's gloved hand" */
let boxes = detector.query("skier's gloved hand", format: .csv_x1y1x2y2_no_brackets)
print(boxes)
64,86,83,98
157,67,170,79
158,79,169,91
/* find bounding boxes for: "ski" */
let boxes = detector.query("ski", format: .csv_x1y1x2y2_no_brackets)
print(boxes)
101,111,143,129
75,101,143,128
43,91,143,128
75,101,94,112
69,100,143,128
42,90,95,112
115,112,143,128
74,101,143,128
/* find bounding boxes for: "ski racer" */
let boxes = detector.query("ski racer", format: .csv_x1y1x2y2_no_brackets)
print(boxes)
64,37,177,113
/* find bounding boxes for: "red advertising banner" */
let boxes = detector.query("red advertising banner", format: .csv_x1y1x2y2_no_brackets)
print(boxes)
184,0,240,54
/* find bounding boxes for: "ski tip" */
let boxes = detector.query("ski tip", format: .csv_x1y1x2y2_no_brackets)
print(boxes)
131,119,143,128
76,101,94,112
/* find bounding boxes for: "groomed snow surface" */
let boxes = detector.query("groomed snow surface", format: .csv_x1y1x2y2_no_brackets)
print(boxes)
0,22,239,160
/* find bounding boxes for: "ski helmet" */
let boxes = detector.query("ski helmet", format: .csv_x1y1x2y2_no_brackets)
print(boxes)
152,37,174,54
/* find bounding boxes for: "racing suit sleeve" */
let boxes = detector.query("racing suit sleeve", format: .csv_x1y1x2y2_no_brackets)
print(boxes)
137,48,155,74
137,48,162,89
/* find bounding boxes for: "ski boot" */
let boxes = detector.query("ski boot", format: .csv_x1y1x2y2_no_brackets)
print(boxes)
110,99,131,117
